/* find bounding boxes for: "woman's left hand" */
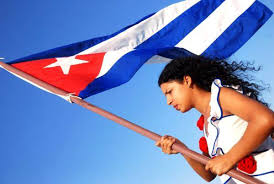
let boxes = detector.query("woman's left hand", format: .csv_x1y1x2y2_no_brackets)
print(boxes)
205,154,236,176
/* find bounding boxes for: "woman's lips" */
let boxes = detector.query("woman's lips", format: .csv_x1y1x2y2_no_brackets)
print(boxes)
174,105,179,111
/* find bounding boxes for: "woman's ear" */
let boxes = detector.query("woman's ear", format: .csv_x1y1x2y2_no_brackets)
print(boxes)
184,75,193,87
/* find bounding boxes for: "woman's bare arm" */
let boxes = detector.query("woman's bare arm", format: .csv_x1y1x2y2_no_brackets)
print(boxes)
182,152,216,182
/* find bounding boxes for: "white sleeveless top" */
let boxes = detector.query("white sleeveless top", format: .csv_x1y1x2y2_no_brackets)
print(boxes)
204,79,274,184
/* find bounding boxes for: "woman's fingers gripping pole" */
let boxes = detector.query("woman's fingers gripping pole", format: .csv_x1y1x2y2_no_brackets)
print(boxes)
155,135,179,154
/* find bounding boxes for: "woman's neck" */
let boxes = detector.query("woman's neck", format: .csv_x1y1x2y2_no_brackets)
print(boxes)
192,86,211,115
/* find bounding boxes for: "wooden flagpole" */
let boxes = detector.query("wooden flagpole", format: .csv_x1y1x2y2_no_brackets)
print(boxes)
0,61,266,184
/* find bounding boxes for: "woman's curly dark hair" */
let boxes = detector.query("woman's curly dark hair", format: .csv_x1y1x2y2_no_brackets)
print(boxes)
158,56,269,107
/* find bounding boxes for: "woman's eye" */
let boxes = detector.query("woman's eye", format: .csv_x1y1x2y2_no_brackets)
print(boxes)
165,90,172,96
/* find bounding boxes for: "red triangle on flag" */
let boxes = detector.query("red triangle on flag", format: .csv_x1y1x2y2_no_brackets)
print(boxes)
12,52,106,95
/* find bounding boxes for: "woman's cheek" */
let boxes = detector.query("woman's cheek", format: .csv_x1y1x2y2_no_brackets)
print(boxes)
182,98,192,112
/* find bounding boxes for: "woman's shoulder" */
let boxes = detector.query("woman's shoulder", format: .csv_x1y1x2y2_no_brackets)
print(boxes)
209,79,250,118
218,84,273,125
209,78,272,121
209,79,222,118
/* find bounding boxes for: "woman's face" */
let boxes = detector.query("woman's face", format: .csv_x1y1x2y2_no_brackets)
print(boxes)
160,78,193,113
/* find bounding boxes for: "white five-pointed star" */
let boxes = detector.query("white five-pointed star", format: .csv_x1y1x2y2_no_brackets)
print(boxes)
44,56,89,75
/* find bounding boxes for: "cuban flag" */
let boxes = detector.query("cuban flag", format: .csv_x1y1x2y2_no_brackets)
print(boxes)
1,0,272,99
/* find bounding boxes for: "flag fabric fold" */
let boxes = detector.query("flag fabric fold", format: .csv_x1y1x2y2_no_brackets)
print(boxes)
4,0,272,99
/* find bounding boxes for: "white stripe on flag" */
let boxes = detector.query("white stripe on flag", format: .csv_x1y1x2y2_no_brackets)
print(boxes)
79,0,201,55
176,0,256,55
97,49,130,78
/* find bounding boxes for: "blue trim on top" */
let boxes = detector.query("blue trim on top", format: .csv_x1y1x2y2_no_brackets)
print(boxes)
251,170,274,177
223,177,232,184
210,119,219,157
222,114,235,118
212,80,238,119
209,117,235,157
216,147,225,155
213,79,223,118
209,118,225,157
209,79,232,157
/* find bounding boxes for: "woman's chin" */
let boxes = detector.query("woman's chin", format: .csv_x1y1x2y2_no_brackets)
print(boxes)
180,107,191,113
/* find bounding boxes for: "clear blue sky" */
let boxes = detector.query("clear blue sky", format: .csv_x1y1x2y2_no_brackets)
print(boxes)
0,1,273,184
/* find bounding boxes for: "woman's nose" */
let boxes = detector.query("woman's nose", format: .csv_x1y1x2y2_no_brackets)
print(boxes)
167,97,173,105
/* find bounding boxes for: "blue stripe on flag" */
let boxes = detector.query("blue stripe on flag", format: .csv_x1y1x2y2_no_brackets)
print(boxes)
202,1,273,58
136,0,224,50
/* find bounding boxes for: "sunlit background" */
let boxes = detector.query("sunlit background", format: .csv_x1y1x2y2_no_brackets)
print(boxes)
0,0,273,183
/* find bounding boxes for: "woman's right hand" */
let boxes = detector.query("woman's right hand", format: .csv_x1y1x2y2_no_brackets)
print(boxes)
155,135,185,154
156,135,216,181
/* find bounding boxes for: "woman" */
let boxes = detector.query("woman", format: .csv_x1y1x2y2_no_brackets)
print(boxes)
156,56,274,183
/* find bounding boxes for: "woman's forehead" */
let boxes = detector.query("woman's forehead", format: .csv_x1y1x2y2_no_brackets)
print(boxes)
160,81,181,90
